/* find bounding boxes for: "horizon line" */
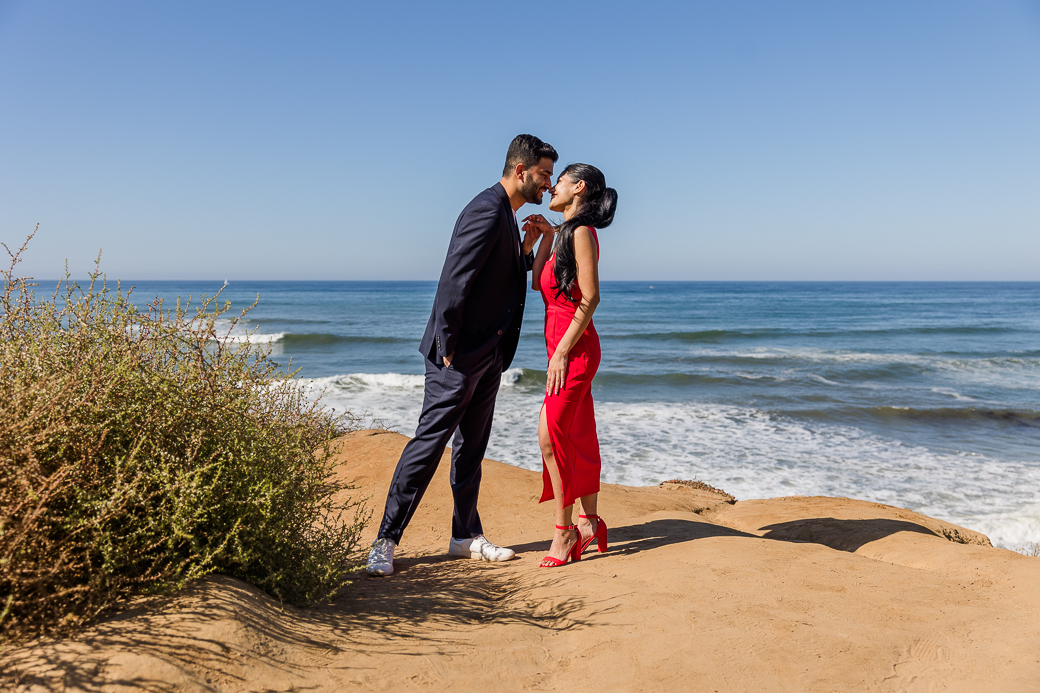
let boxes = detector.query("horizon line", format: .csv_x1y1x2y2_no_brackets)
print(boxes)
25,278,1040,284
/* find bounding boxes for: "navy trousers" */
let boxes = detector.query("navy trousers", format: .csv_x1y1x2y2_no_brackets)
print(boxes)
377,345,504,544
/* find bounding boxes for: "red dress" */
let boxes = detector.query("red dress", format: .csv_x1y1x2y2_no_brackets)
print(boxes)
538,227,602,506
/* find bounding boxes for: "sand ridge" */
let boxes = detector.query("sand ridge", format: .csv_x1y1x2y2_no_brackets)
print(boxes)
4,429,1039,692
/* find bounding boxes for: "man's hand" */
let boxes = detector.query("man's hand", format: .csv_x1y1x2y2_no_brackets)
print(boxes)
443,350,456,367
522,226,540,255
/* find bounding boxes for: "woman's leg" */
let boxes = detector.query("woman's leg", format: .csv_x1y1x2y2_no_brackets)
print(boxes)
539,404,577,564
577,493,599,542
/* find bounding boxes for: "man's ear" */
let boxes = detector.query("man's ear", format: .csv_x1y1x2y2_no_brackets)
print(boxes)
513,163,526,180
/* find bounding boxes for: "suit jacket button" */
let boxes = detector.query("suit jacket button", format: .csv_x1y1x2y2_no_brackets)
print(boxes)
497,329,503,335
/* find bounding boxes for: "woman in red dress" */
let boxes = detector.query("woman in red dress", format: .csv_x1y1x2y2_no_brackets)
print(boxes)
523,163,617,567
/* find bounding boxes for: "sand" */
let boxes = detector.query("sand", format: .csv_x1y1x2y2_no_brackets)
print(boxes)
4,429,1039,692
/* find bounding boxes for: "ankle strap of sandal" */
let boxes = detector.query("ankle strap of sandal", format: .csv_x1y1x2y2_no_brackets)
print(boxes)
578,514,599,519
555,524,577,530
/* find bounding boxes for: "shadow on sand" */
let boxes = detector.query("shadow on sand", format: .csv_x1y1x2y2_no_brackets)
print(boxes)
755,517,949,553
508,515,952,562
507,517,757,561
2,558,596,692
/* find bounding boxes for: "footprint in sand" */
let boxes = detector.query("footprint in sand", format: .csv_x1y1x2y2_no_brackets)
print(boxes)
882,635,953,693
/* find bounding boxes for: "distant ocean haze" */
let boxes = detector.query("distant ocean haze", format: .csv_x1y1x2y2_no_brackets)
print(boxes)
121,280,1040,551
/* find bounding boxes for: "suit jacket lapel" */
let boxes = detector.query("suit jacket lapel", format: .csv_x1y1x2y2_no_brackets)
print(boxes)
508,208,525,277
495,183,525,277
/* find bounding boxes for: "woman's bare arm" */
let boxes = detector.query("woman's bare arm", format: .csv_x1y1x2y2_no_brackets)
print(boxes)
545,226,600,395
523,215,556,291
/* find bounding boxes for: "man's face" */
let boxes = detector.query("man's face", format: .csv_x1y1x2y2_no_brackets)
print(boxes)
519,157,556,205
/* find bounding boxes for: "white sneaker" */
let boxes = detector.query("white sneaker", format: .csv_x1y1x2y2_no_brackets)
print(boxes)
366,537,396,576
448,534,515,562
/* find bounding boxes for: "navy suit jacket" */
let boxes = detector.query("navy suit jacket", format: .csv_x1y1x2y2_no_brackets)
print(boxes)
420,183,532,370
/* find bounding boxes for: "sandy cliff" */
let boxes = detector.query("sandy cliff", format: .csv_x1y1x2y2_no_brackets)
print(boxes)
5,430,1039,692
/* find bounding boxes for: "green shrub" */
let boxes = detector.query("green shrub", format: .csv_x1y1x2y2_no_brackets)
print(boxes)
0,229,367,643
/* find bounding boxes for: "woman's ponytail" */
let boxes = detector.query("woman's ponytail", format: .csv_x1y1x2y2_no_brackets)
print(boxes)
594,187,617,229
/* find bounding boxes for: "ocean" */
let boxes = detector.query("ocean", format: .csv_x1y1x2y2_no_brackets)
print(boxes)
125,280,1040,551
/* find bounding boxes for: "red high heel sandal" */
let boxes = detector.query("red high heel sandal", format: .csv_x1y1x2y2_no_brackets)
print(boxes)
539,525,582,568
578,514,608,554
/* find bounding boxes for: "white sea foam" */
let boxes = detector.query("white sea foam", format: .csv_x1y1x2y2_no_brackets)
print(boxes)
205,318,286,344
499,367,525,386
695,346,1040,368
305,368,523,396
684,347,1040,393
307,371,1040,550
929,387,975,402
221,332,286,344
808,374,842,386
308,372,426,392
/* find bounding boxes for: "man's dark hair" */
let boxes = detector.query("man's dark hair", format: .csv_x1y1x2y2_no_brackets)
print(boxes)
502,134,558,176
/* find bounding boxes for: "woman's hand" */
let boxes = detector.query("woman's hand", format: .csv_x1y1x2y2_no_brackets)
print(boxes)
522,214,555,237
546,349,568,396
522,215,554,255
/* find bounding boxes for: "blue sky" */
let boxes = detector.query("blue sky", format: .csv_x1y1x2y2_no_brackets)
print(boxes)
1,1,1038,281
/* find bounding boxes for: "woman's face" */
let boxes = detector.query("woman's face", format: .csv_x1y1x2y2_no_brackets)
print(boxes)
548,173,584,212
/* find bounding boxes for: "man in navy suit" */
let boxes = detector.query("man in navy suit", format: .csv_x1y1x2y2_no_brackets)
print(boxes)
367,134,558,576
